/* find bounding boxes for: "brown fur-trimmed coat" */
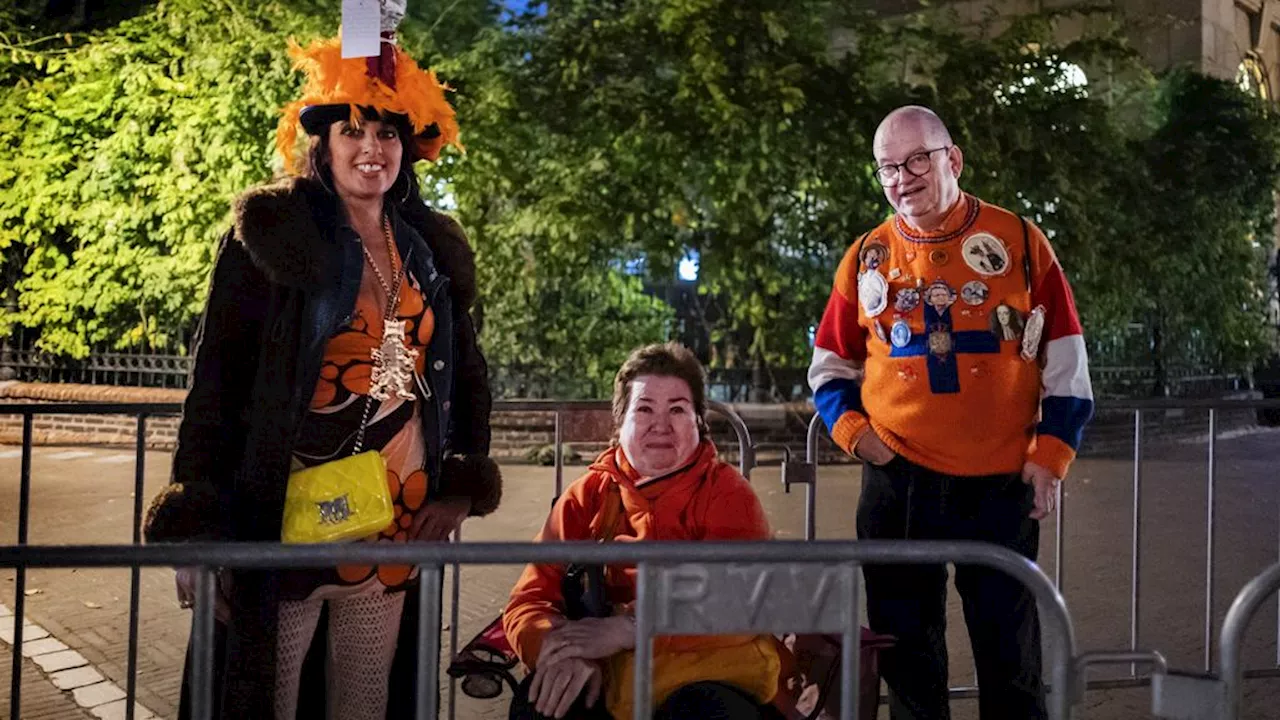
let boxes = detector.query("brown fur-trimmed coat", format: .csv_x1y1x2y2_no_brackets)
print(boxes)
144,176,499,718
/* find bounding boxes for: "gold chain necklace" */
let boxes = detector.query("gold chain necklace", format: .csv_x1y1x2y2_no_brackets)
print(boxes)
362,214,418,403
361,215,402,311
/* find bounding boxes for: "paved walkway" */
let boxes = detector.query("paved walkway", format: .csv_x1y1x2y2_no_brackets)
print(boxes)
1,430,1279,719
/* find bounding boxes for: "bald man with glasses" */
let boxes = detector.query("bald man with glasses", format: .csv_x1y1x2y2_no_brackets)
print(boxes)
808,106,1095,719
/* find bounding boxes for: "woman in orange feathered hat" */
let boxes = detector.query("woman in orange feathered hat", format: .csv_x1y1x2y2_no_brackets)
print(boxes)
144,19,498,720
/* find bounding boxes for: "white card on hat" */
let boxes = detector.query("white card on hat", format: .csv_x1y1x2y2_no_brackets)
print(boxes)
342,0,381,59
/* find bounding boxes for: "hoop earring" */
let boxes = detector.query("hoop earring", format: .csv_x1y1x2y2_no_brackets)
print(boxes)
317,169,337,196
395,170,413,205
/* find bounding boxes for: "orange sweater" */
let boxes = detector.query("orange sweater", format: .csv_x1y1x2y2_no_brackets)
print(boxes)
808,193,1094,477
502,441,783,715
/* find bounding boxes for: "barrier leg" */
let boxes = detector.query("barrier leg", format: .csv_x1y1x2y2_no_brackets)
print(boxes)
416,565,443,720
190,568,217,720
633,563,653,720
805,412,824,541
841,563,861,720
449,529,461,720
1055,479,1064,591
1204,409,1216,672
126,413,148,720
1131,409,1143,677
9,412,33,720
554,410,563,498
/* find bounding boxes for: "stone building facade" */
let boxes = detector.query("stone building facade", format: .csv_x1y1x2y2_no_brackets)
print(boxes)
859,1,1280,94
858,0,1280,343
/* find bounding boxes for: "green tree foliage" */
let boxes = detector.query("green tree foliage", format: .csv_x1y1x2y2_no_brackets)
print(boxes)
1128,70,1280,388
0,0,669,396
482,257,674,398
419,2,682,397
0,0,339,355
432,1,1279,393
428,0,888,398
875,7,1280,388
3,0,1278,397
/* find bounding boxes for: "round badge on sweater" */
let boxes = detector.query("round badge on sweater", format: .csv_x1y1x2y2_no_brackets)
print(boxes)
859,269,889,318
894,288,920,314
961,233,1011,276
890,319,912,348
961,280,990,306
860,242,890,271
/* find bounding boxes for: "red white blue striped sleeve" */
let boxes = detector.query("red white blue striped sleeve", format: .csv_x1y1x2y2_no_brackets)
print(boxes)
808,245,871,454
1027,230,1094,478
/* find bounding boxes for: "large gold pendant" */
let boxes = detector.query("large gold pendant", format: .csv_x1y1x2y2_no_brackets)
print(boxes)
928,329,953,358
369,319,419,402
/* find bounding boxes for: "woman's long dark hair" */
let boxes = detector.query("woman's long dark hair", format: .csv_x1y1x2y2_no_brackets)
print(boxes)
301,111,429,228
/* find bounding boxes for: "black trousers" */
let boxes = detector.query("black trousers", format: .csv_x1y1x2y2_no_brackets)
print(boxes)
857,455,1046,720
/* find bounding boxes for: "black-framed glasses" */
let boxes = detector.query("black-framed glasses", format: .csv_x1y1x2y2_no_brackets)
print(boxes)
874,146,952,186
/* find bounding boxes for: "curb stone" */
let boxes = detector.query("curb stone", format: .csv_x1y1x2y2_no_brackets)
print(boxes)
0,603,154,718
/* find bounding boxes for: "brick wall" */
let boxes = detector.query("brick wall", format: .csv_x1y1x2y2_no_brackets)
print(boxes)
0,408,182,449
0,382,1266,466
0,382,841,464
0,382,184,450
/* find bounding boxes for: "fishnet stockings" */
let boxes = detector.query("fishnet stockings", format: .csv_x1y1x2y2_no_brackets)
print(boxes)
275,588,406,720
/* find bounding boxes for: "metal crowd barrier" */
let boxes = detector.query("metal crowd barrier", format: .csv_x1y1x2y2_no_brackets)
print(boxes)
5,397,1280,718
1149,561,1280,719
0,399,755,720
1220,562,1280,718
0,539,1078,720
793,398,1280,702
2,402,183,720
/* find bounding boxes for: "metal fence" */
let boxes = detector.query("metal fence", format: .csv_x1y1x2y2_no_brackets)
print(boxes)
1147,561,1280,720
2,403,177,720
1220,563,1280,718
796,399,1280,695
4,398,1280,719
0,333,1253,400
0,399,751,720
1,540,1080,720
0,329,191,388
3,542,1278,720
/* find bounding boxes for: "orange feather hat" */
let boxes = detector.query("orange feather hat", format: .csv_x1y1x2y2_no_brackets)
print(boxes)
275,35,461,173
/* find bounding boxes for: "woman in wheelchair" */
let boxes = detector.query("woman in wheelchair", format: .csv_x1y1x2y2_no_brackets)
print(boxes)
502,343,786,720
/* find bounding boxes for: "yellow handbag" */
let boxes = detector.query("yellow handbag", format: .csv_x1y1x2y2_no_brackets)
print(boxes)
282,229,410,544
282,363,399,545
282,448,394,544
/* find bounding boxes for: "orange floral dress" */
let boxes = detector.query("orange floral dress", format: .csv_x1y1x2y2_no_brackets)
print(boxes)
284,251,437,600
